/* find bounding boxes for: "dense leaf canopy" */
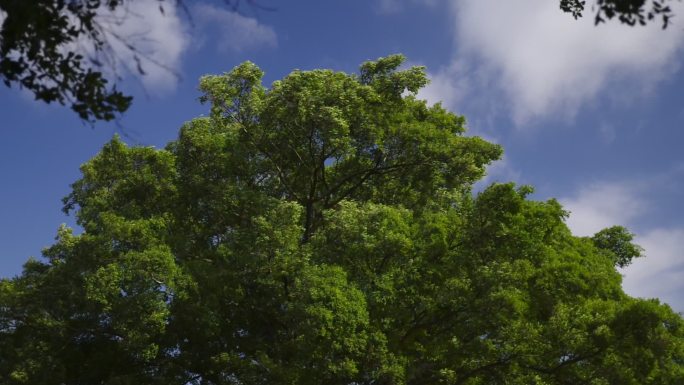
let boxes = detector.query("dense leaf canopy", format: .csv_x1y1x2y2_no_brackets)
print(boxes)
1,55,682,385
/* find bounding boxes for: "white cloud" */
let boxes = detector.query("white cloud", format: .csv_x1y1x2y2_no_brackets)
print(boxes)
448,0,684,125
560,178,684,312
560,181,647,237
194,4,277,52
2,2,276,94
92,0,191,93
417,60,467,111
622,228,684,312
0,2,190,95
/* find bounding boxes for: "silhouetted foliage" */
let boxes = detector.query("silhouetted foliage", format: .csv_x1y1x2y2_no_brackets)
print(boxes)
561,0,678,28
0,0,261,123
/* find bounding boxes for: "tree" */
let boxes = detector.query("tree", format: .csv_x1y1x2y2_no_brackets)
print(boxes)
560,0,678,28
592,225,644,268
0,0,258,123
1,55,682,385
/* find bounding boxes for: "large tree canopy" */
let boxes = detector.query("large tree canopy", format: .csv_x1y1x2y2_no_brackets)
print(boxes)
1,55,682,385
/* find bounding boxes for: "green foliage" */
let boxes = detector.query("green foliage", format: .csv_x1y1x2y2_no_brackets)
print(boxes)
592,226,644,268
1,55,681,385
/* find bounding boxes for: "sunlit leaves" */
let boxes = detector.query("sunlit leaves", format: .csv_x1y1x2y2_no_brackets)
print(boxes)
1,56,681,385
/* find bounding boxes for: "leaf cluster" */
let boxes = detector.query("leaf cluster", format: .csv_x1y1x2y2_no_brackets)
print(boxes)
0,0,134,122
560,0,677,28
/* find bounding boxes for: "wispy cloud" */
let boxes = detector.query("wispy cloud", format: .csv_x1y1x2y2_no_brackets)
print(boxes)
0,1,190,95
194,4,277,53
560,181,647,237
376,0,439,14
471,155,523,196
559,176,684,312
622,228,684,312
443,0,684,126
93,0,191,94
417,60,468,112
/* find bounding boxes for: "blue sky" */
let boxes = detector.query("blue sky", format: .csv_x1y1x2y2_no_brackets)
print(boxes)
1,0,683,312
